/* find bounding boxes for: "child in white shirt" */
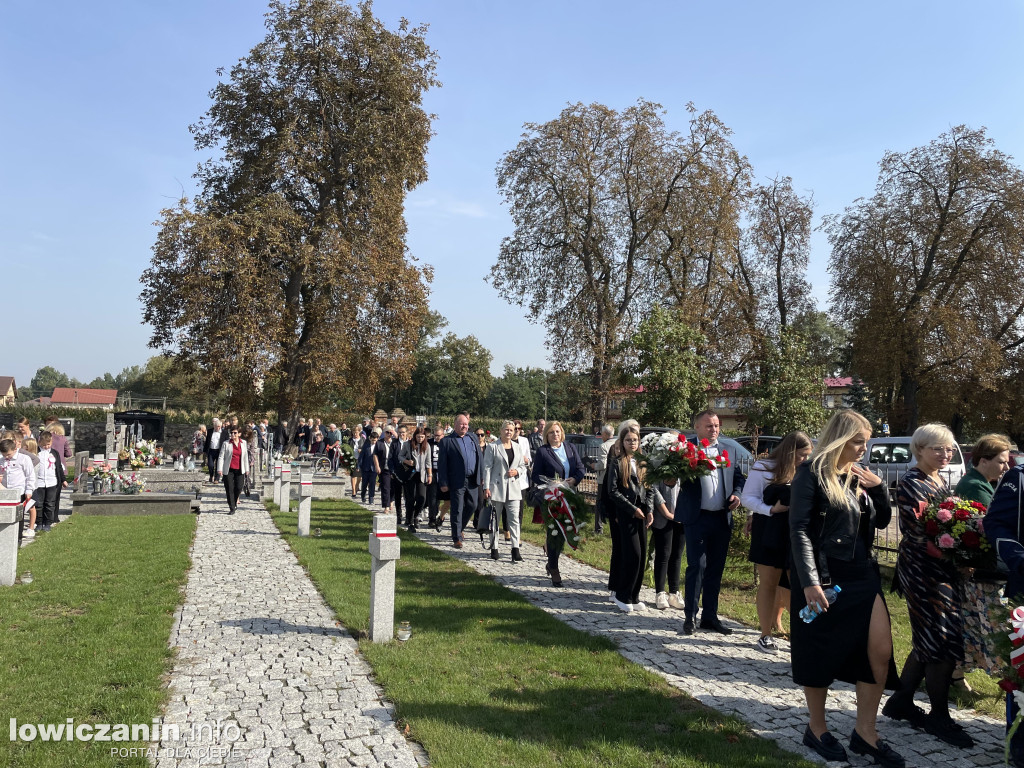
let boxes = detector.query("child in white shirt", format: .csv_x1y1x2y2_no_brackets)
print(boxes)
34,431,65,532
1,437,37,539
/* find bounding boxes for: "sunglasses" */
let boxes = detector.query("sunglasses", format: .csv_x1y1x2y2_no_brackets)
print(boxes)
475,432,485,437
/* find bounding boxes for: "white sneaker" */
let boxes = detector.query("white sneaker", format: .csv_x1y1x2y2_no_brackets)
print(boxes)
655,592,670,610
23,527,35,539
632,601,647,611
668,592,685,610
613,598,634,613
756,635,779,654
609,591,616,602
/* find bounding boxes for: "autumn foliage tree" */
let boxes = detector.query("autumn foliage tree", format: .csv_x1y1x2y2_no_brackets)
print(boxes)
491,100,749,427
141,0,438,428
826,126,1024,433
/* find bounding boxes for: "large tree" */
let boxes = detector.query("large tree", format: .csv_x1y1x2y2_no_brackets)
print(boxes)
141,0,438,430
743,328,827,437
627,305,713,428
383,332,493,416
739,175,814,334
826,126,1024,432
491,100,748,428
485,366,548,420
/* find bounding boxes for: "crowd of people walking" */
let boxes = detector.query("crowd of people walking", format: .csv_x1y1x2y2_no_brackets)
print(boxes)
157,405,1024,767
327,407,1023,768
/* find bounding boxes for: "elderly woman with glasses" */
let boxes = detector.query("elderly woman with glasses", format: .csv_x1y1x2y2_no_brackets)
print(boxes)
883,424,973,750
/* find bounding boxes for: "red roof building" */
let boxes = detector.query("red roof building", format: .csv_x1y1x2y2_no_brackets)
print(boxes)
49,387,119,409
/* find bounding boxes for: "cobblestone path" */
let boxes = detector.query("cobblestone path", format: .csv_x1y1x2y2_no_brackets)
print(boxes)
155,492,426,768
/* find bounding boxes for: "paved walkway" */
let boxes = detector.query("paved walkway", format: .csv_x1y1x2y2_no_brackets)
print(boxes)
351,496,1007,768
155,492,426,768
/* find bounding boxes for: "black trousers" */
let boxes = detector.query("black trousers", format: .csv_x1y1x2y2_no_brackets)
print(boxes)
208,452,219,481
651,520,685,594
379,470,393,509
223,468,244,513
594,480,607,532
405,478,427,526
426,475,439,524
449,482,479,542
33,485,59,527
616,511,649,604
607,513,621,592
684,510,732,622
391,473,404,517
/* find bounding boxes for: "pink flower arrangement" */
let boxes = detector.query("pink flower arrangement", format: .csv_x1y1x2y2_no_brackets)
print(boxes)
920,494,993,567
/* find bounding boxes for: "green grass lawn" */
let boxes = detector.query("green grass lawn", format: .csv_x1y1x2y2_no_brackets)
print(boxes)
0,514,195,768
268,499,814,768
520,515,1004,720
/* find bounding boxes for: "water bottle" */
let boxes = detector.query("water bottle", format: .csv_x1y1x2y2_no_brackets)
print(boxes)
799,585,841,623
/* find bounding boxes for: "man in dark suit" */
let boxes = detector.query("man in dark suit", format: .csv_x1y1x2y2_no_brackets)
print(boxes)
389,424,410,523
437,412,483,549
675,410,745,636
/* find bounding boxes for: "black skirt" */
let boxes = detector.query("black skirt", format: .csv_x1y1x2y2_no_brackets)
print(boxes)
748,512,791,570
790,555,900,690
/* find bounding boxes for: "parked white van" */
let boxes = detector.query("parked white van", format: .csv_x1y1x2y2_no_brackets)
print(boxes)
865,436,966,490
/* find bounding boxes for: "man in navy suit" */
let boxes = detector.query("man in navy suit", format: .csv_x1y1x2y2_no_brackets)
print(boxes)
675,410,745,635
437,412,483,549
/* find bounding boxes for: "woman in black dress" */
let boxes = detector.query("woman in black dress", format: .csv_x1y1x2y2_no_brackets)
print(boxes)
790,409,903,767
882,423,973,748
742,430,812,653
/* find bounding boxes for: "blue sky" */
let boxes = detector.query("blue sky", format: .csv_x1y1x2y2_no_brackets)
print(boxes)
2,0,1023,393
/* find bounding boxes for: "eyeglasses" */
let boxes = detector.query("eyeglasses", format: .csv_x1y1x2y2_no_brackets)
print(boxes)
928,446,954,455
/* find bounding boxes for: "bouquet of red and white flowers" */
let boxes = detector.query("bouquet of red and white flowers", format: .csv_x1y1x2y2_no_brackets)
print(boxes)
917,494,993,568
636,432,730,486
536,476,588,550
989,606,1024,763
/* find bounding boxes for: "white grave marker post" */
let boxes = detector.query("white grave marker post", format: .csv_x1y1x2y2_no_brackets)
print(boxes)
298,473,313,536
280,464,292,512
368,514,401,642
273,461,283,506
0,490,23,587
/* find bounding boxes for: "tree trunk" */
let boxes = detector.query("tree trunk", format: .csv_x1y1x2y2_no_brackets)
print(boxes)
900,372,919,434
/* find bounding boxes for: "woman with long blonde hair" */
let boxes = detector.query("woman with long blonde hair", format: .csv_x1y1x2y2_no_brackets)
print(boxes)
790,409,903,767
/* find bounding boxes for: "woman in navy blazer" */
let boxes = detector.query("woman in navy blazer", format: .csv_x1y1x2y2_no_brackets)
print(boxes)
530,421,585,587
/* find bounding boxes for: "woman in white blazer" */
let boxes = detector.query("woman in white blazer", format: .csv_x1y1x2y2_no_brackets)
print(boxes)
482,420,528,562
218,426,250,515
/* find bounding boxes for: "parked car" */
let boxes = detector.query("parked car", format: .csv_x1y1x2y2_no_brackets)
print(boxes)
564,433,606,473
865,436,966,490
735,435,784,457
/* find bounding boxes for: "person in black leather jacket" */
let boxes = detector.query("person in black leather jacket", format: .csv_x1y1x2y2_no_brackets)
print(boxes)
789,408,904,768
606,421,654,613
